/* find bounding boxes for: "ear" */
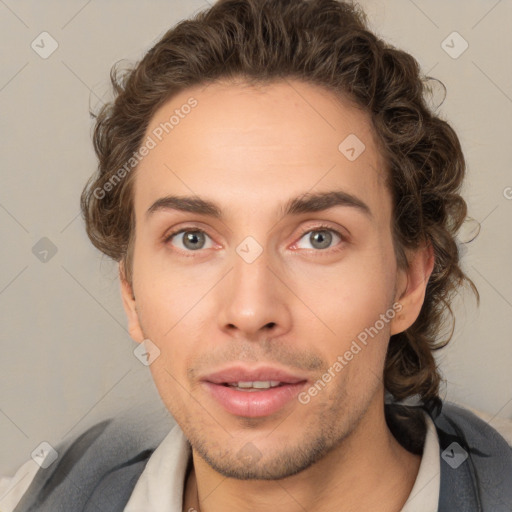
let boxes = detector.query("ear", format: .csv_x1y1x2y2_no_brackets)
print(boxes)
390,242,435,335
119,261,145,344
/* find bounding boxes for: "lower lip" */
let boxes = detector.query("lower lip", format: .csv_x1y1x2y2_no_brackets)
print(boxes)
202,381,307,418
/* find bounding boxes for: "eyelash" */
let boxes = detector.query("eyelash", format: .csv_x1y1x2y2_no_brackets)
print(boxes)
163,223,346,256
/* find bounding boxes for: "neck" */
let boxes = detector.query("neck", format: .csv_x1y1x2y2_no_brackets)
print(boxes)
183,399,422,512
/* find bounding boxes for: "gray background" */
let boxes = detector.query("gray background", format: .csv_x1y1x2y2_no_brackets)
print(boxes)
1,0,511,475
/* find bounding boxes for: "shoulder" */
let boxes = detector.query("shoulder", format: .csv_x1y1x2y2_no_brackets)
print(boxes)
2,402,174,512
43,401,174,479
435,400,512,448
454,401,512,447
432,400,512,511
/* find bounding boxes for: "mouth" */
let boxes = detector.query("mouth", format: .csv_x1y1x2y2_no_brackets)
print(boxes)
201,366,309,418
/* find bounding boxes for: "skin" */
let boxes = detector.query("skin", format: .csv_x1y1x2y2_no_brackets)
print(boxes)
120,79,434,512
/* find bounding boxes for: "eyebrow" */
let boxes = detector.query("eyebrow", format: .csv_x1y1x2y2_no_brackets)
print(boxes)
145,190,372,220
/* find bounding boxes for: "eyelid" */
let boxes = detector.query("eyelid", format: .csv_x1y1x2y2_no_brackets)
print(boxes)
163,222,214,241
296,222,347,239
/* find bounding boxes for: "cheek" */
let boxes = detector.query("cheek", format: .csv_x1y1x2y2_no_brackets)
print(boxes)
290,242,397,341
132,259,217,402
147,360,196,425
133,238,214,336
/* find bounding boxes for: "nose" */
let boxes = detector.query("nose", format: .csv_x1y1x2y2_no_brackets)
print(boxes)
216,247,293,341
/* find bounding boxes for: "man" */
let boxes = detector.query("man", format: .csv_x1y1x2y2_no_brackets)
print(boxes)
2,0,511,510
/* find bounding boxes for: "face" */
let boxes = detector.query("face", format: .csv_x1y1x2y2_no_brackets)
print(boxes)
120,79,425,480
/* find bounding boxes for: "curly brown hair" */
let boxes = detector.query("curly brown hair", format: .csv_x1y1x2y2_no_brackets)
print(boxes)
81,0,478,414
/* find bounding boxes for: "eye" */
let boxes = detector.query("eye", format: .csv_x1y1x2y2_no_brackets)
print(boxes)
294,226,344,251
165,229,214,252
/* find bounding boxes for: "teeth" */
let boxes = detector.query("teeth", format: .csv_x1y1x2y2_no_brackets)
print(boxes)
228,380,281,389
237,381,255,388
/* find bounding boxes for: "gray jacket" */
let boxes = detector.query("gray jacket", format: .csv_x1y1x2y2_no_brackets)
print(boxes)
13,401,512,511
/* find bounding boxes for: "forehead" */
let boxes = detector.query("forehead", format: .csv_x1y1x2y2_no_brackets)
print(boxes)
133,79,389,221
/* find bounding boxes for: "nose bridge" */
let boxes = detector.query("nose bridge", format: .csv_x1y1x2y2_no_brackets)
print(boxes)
216,241,292,337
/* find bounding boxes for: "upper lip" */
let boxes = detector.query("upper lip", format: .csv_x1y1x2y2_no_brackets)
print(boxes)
201,365,308,385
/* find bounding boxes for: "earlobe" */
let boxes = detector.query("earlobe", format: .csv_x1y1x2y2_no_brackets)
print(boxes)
119,262,145,343
390,243,434,335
